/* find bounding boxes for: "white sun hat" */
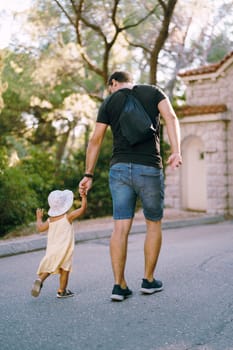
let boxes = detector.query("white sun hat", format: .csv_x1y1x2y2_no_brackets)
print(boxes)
48,190,74,217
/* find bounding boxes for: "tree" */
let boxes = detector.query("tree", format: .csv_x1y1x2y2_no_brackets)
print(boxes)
159,0,233,99
0,52,7,113
0,46,97,168
25,0,178,96
1,0,178,167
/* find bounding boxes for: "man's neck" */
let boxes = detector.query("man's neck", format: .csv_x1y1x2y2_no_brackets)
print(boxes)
118,82,134,90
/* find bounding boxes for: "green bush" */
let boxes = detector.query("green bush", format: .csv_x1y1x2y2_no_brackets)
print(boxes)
0,128,142,235
0,147,58,236
20,148,57,208
0,166,38,236
0,147,8,172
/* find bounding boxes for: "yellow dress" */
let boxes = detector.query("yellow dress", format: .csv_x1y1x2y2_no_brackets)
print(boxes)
37,215,74,275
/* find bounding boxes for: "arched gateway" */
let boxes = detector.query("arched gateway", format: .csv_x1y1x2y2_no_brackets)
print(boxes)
181,136,207,211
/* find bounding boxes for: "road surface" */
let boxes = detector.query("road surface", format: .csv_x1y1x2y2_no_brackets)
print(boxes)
0,220,233,350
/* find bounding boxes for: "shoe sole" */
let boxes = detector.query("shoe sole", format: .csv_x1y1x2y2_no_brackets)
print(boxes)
140,287,163,294
31,280,42,297
56,294,74,298
111,294,124,301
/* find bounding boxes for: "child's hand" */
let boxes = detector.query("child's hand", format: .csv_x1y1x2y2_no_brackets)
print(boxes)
36,208,44,219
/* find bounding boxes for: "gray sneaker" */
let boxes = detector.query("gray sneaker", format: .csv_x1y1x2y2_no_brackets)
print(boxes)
140,278,163,294
111,285,133,301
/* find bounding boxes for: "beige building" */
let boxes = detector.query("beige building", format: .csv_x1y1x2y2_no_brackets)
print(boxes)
164,51,233,216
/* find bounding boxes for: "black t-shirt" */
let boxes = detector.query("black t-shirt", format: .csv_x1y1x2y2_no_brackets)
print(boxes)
97,84,167,168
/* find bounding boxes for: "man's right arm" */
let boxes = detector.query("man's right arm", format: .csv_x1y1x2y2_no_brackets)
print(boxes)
79,122,108,194
158,98,182,170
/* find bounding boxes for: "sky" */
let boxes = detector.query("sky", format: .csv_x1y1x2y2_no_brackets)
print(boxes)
0,0,32,48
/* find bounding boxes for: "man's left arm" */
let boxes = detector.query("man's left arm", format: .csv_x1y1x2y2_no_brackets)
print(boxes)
158,98,182,169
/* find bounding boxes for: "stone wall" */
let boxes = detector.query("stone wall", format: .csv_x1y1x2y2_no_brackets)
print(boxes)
185,65,233,107
184,65,233,215
164,60,233,215
164,112,230,215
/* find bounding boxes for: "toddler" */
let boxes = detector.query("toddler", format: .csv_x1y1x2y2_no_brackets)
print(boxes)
31,189,87,298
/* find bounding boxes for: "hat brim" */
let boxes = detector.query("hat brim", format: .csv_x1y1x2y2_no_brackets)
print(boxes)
48,190,74,217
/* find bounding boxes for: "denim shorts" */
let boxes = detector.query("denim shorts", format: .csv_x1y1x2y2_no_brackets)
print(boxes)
109,163,164,221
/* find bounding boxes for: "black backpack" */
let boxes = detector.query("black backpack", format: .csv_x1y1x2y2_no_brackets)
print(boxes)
119,92,156,146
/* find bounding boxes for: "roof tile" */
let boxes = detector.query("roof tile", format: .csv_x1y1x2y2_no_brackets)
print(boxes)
179,51,233,77
175,104,227,117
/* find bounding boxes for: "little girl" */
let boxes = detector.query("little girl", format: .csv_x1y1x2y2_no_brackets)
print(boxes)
31,189,87,298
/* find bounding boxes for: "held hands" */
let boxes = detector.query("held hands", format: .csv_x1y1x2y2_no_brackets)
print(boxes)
79,176,93,196
166,153,182,170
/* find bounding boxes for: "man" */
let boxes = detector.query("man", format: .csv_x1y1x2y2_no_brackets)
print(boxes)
79,71,182,301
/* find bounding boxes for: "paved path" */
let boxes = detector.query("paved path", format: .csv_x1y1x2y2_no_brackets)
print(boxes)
0,220,233,350
0,209,225,258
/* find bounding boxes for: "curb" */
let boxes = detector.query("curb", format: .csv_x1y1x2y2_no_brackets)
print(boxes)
0,215,225,258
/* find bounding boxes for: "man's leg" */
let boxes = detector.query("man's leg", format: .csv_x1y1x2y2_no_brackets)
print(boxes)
144,219,162,281
140,219,163,294
109,163,136,300
110,218,133,288
136,165,164,293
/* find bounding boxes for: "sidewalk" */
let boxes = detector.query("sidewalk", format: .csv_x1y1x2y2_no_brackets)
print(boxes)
0,208,225,258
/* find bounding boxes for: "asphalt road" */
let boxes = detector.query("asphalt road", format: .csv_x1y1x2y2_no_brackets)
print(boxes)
0,220,233,350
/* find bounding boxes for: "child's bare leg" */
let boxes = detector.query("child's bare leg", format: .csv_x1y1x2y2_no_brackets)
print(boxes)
58,268,69,293
39,272,50,283
31,272,50,297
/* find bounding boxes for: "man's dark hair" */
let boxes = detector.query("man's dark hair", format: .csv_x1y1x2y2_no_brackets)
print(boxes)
107,71,132,86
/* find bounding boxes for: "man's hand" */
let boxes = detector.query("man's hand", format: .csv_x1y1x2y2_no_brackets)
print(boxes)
79,177,93,196
166,153,182,170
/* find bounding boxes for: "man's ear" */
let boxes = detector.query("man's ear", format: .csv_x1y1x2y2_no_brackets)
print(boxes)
112,79,118,87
